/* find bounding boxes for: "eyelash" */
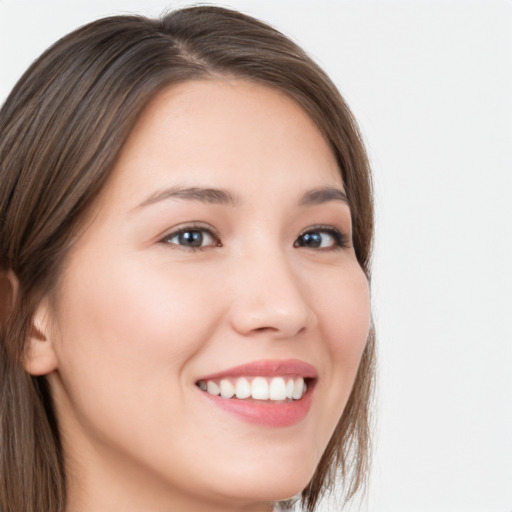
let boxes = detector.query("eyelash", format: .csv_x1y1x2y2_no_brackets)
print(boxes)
294,225,350,251
159,224,350,252
159,223,222,251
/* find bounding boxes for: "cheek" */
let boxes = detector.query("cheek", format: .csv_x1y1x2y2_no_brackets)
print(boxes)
313,260,371,358
329,274,370,363
311,264,371,433
58,255,220,361
51,256,222,431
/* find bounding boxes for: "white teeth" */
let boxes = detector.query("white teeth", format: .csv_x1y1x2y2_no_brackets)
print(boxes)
220,379,235,399
286,378,294,399
251,377,269,400
207,381,220,396
201,376,309,401
269,377,287,401
292,377,305,400
235,377,251,399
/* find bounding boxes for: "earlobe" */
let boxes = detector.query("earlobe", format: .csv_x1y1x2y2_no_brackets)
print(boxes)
24,297,59,376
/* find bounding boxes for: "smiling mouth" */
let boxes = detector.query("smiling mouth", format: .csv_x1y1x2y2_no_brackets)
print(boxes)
195,359,318,426
196,375,313,402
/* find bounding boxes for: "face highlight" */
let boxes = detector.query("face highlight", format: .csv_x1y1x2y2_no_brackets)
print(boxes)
44,79,371,512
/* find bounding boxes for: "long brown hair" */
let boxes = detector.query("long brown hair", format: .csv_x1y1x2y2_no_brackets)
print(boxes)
0,6,374,511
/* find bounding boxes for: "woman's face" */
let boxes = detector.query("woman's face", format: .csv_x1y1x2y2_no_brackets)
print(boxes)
43,79,371,512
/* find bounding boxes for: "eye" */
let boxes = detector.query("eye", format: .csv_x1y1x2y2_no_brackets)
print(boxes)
160,225,221,250
294,226,349,250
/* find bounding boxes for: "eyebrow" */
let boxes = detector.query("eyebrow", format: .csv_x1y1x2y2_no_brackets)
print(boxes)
299,187,348,206
135,186,238,209
134,185,348,211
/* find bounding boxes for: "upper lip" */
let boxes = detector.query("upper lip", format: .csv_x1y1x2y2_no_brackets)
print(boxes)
196,359,318,382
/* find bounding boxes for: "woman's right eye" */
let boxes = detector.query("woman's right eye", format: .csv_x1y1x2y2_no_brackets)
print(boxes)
160,227,221,250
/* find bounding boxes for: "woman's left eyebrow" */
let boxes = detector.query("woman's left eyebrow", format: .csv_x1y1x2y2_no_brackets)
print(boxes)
299,187,348,206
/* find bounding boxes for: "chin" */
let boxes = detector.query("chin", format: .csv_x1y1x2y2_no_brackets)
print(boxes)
209,461,314,505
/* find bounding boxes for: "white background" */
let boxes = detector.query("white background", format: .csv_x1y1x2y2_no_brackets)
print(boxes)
1,1,511,511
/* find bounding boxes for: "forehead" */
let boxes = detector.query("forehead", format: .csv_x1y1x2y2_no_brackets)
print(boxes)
101,78,343,209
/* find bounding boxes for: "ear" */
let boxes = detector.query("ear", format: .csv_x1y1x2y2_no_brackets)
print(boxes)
0,271,58,375
23,296,59,376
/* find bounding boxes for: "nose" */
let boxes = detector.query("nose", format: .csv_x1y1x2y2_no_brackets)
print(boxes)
227,249,317,339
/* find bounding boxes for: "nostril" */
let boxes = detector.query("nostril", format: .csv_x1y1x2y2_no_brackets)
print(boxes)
253,326,278,333
249,325,308,337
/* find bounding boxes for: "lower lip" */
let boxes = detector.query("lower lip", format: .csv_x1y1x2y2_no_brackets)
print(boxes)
200,384,315,427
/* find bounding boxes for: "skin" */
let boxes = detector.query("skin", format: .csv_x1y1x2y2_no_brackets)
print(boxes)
27,79,371,512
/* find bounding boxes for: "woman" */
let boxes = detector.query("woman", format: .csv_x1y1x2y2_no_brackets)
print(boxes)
0,6,375,512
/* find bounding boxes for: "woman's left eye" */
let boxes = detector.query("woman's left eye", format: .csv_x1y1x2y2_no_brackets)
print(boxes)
294,227,349,250
160,227,220,250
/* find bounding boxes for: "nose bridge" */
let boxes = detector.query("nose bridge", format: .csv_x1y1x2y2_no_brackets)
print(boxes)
228,242,316,338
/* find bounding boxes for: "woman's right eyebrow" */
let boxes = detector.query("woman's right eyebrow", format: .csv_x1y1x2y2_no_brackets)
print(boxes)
132,186,239,212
